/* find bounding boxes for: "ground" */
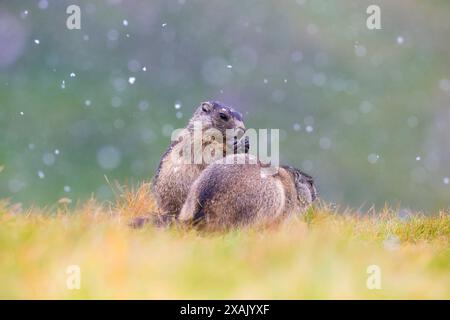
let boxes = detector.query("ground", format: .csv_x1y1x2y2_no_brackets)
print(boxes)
0,183,448,299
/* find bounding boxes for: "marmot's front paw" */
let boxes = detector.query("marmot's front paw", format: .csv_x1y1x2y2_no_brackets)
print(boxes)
232,135,250,154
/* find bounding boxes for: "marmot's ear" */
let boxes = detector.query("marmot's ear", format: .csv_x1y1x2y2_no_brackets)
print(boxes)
201,102,213,112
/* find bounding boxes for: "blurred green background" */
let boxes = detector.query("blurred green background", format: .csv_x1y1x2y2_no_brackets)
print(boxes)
0,0,449,211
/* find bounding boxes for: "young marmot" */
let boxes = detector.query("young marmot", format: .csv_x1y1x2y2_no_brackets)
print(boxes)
152,101,247,217
178,154,317,231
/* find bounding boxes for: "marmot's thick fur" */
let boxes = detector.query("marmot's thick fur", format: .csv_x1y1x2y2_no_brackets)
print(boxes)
152,101,247,217
178,154,317,231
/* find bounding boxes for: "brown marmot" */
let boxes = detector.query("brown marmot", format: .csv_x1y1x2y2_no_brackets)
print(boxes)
152,101,247,218
178,154,317,231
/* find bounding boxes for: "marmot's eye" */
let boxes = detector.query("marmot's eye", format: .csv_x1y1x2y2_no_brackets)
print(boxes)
219,112,229,121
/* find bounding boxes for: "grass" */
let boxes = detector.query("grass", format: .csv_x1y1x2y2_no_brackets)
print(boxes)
0,183,448,299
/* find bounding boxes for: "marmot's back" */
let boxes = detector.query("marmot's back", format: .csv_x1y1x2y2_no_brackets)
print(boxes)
179,154,316,230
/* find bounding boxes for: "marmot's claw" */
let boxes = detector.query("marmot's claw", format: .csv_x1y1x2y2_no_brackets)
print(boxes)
244,136,250,153
233,136,250,154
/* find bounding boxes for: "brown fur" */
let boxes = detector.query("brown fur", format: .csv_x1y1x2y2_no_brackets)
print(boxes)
179,154,317,231
152,101,246,217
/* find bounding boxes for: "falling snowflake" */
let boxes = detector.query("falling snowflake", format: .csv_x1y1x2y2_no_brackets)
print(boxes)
439,78,450,92
319,137,331,150
42,153,56,166
37,171,45,179
354,44,367,57
128,77,136,84
122,20,128,26
368,153,380,164
97,146,122,170
38,0,49,9
360,101,373,114
34,39,40,44
70,72,76,78
138,100,149,111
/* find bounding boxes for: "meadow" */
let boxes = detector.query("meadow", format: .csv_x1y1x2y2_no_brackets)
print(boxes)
0,183,448,299
1,1,449,301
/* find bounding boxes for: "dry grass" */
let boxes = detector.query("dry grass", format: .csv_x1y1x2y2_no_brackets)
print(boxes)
0,183,448,299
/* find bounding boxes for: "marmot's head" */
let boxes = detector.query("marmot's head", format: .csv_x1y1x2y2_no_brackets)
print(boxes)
189,101,246,135
282,166,317,206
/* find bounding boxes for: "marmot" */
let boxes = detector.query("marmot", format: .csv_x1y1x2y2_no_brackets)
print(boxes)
152,101,247,217
178,154,317,231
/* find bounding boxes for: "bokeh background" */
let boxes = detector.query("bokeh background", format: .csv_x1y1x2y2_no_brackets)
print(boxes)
0,0,449,211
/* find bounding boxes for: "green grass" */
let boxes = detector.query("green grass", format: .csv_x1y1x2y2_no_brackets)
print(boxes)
0,184,448,299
